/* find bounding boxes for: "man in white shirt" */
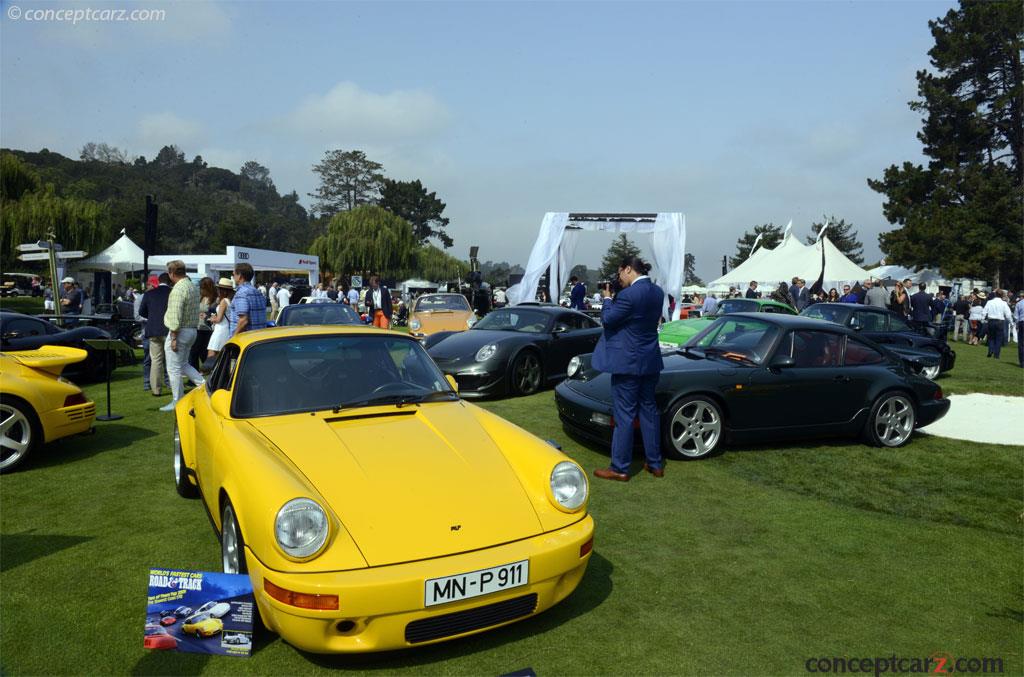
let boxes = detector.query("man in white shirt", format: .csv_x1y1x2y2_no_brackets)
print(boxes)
981,290,1013,359
1014,292,1024,367
276,284,292,313
701,293,719,315
493,288,507,307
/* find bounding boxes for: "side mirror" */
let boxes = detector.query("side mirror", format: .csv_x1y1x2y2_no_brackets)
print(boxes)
210,389,231,418
770,354,795,369
445,374,459,393
552,325,568,334
851,323,863,331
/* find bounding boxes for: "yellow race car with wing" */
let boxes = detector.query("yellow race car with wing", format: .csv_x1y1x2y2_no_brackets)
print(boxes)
181,612,223,638
173,326,594,653
0,346,95,472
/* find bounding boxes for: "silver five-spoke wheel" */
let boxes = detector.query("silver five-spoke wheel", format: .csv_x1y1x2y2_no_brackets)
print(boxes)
221,503,244,574
667,397,723,459
872,394,915,447
0,402,34,472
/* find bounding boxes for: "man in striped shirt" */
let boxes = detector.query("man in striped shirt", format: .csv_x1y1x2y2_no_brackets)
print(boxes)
160,260,206,412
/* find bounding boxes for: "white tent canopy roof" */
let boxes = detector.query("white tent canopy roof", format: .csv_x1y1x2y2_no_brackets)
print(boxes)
708,234,870,292
75,232,145,273
506,212,686,320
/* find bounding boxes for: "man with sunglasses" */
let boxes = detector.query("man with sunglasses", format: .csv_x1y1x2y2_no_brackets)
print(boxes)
839,284,859,304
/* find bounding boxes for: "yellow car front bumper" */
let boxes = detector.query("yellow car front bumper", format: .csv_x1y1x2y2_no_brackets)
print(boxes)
247,514,594,653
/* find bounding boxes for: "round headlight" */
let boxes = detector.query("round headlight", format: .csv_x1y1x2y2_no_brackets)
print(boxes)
409,318,421,330
475,343,497,362
275,498,329,558
550,461,588,511
567,356,581,378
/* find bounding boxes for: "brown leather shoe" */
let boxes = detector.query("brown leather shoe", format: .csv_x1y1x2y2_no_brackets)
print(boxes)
644,464,665,478
593,467,630,482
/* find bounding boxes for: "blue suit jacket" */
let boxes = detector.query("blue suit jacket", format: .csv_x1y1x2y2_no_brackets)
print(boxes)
910,291,933,322
570,283,586,310
592,278,664,376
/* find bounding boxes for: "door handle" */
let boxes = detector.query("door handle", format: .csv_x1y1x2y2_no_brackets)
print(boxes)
833,375,850,383
188,408,196,418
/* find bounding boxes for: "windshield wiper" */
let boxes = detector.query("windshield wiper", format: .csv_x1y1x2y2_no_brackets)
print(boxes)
331,390,458,414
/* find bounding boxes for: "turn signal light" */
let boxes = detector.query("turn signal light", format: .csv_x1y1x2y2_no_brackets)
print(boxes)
63,393,87,407
580,537,594,558
934,387,943,400
264,578,339,610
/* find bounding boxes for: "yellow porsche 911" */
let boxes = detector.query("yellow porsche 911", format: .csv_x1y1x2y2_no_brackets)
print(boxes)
173,326,593,653
181,612,223,638
0,346,95,473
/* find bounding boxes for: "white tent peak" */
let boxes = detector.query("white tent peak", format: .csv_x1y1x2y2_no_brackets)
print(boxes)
76,232,145,273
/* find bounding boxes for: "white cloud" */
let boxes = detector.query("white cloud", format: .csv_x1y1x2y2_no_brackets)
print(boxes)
136,112,204,152
286,82,450,144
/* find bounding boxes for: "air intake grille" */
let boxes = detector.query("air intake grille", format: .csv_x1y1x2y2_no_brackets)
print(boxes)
405,594,538,644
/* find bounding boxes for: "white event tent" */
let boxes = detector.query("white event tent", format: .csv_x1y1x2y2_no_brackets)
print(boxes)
506,212,686,320
75,232,145,273
708,233,870,292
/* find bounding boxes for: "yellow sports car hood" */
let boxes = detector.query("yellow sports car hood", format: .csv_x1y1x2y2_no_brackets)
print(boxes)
250,402,544,567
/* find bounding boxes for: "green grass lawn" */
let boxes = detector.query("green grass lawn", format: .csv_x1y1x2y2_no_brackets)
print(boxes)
0,342,1021,675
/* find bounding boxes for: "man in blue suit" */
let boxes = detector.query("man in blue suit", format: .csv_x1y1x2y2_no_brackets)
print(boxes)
592,257,665,481
569,276,587,310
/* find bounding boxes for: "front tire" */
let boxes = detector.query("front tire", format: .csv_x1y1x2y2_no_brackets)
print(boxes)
173,421,198,498
509,351,542,396
221,500,248,575
864,392,916,447
0,398,40,473
663,396,724,460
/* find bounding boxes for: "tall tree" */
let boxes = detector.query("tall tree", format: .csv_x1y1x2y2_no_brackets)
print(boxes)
805,215,864,264
599,234,642,280
868,1,1022,289
730,223,782,269
378,178,453,248
684,253,703,286
309,150,384,217
309,205,419,276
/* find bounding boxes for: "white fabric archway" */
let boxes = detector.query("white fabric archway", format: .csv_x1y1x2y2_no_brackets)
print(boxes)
506,212,687,320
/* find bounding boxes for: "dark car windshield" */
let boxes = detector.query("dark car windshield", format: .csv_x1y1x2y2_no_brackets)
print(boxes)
233,335,455,417
145,626,164,636
715,299,759,315
801,305,847,323
472,309,551,333
278,304,361,326
685,316,781,363
414,294,471,312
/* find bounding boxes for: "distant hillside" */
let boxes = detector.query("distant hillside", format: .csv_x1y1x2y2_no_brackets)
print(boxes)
2,146,314,265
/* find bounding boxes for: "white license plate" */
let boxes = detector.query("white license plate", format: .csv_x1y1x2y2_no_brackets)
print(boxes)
424,560,529,607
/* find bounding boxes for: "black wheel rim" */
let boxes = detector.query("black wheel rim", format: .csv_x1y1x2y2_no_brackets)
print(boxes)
515,354,541,393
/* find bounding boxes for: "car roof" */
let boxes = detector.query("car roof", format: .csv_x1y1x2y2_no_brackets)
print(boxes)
504,304,587,316
228,325,411,350
725,312,853,332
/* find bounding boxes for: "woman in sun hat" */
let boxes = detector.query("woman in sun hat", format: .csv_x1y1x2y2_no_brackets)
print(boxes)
205,277,235,361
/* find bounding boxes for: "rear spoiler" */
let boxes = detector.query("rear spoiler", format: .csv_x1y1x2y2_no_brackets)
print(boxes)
5,346,88,375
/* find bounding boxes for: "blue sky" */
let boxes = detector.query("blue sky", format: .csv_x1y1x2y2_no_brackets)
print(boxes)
0,0,952,281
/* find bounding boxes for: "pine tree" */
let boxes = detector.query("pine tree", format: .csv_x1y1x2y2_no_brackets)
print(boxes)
599,234,642,280
730,223,782,269
806,215,864,264
684,253,703,285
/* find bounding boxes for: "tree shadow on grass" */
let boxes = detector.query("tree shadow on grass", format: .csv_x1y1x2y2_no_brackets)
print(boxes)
294,551,615,671
0,531,94,572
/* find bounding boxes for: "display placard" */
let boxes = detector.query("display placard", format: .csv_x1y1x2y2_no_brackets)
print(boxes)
144,568,254,657
350,275,363,289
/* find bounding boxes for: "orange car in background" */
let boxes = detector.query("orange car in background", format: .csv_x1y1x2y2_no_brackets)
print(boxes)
408,293,476,339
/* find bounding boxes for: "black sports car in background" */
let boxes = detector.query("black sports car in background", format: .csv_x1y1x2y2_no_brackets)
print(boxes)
425,306,602,397
274,303,362,326
555,314,949,460
800,303,955,378
0,311,113,382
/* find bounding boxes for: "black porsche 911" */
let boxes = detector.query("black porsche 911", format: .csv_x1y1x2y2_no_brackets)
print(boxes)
425,306,602,398
800,303,955,379
273,302,362,326
0,311,113,382
555,313,949,460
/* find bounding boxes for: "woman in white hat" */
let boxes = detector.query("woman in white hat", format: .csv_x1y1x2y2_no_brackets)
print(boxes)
205,278,235,360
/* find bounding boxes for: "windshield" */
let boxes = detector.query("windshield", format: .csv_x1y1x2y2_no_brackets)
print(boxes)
414,294,471,312
278,304,361,326
145,626,164,636
801,305,845,323
715,299,758,315
187,614,210,624
472,309,550,333
685,317,781,364
233,335,455,417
